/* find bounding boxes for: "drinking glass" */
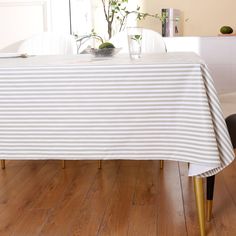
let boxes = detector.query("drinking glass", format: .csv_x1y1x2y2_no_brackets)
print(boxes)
127,27,143,59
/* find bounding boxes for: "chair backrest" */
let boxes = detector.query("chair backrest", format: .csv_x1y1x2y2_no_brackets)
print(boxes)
17,32,77,55
225,114,236,148
110,28,167,53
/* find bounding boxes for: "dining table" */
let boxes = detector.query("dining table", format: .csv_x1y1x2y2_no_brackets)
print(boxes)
0,52,234,236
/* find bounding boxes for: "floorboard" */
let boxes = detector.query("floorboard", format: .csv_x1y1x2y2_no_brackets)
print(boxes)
0,159,235,236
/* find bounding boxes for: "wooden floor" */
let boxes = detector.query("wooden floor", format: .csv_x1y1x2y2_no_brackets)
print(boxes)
0,159,236,236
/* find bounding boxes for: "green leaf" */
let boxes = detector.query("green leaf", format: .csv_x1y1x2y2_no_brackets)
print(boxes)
100,0,162,39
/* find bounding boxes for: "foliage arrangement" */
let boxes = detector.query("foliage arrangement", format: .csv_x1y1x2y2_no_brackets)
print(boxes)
74,29,104,52
74,0,163,52
101,0,162,39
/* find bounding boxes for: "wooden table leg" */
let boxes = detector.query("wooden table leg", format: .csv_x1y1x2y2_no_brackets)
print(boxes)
194,177,206,236
61,160,65,169
98,160,102,169
160,160,164,169
1,160,5,169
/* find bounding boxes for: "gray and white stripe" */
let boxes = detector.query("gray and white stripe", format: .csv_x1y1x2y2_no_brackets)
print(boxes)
0,53,234,177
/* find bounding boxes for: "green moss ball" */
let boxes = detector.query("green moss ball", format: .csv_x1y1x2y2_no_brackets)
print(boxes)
220,26,233,34
99,42,115,49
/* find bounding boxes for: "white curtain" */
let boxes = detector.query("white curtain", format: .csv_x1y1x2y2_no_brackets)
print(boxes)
70,0,92,36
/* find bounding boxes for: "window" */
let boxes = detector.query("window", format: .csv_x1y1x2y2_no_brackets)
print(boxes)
69,0,92,36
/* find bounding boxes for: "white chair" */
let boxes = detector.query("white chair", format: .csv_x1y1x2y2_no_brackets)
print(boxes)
17,32,77,55
110,28,167,53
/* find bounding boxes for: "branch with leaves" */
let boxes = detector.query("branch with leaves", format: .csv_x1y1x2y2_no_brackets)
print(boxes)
74,29,104,53
100,0,163,39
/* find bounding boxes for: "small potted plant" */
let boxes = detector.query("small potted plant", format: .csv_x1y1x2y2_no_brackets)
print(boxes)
75,0,163,56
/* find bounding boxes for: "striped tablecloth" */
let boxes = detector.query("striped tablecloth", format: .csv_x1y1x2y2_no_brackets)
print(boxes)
0,52,234,177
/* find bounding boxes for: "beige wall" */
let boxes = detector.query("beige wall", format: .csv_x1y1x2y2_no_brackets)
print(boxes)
0,0,71,50
138,0,236,36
